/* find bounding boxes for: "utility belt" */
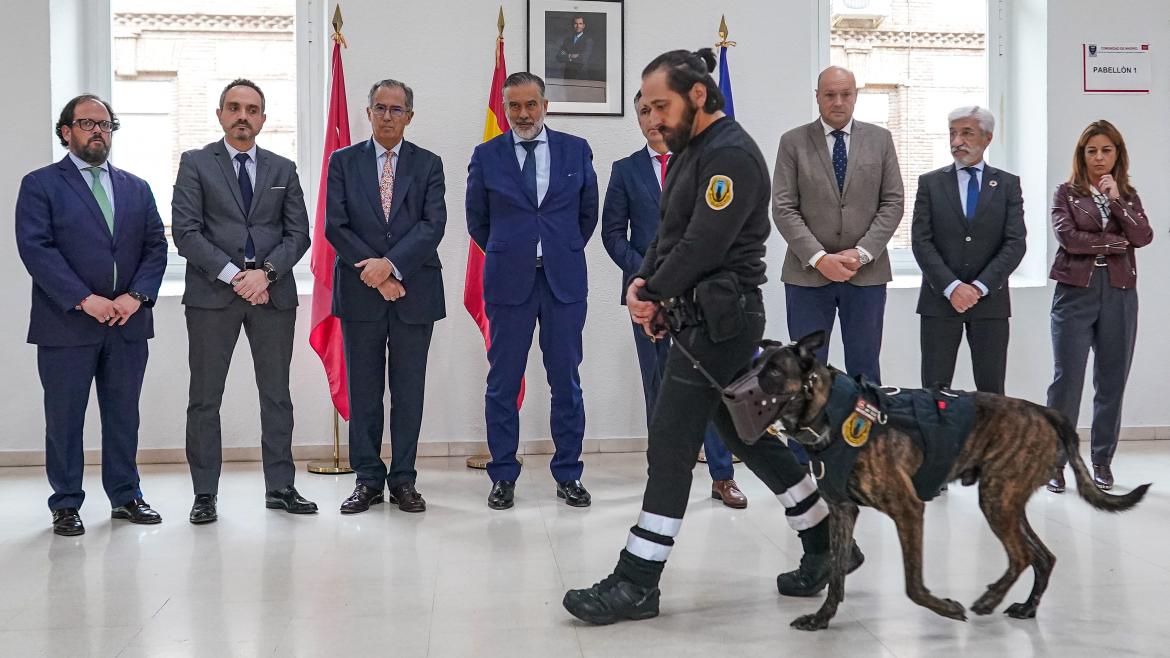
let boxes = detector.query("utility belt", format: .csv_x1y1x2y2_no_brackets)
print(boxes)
660,272,753,344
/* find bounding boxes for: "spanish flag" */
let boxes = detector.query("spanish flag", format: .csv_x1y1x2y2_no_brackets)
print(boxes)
464,19,525,407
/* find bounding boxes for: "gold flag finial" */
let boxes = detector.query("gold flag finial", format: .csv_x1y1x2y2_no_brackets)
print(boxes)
497,6,505,38
716,14,736,48
331,4,347,47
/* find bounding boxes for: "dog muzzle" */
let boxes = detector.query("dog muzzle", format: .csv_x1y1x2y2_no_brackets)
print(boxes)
722,358,814,445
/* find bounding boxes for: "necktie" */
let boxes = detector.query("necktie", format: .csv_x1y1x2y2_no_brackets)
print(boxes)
963,166,980,221
235,153,255,260
831,130,847,193
85,166,117,287
655,153,670,189
380,150,396,220
520,140,539,205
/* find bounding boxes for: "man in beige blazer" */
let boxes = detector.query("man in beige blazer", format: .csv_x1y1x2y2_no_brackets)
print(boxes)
773,66,904,391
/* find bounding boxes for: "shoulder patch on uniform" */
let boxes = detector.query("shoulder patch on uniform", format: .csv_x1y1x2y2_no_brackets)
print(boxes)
705,175,734,211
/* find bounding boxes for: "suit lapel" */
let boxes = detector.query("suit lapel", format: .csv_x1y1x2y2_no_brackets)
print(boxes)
57,158,112,239
212,143,248,217
358,139,385,219
841,122,861,198
941,164,967,228
387,141,415,225
808,120,840,201
109,164,131,242
249,148,274,216
543,129,565,209
634,148,662,203
972,165,998,222
502,131,538,209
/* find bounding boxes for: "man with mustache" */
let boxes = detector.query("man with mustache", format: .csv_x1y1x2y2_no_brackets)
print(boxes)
466,72,599,510
16,94,168,535
600,90,747,509
911,106,1025,395
564,50,855,625
172,78,314,523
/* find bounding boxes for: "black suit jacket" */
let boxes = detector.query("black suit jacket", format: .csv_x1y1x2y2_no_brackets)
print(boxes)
911,163,1026,319
325,139,447,324
601,147,663,304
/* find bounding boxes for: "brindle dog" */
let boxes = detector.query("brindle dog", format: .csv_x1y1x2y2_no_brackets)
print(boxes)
757,331,1150,631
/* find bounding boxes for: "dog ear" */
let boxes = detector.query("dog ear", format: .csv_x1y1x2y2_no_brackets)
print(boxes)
794,330,826,357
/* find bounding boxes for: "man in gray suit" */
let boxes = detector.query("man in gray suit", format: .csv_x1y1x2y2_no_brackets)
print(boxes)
773,66,904,386
172,79,315,523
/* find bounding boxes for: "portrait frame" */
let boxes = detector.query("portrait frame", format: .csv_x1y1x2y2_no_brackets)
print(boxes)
526,0,625,116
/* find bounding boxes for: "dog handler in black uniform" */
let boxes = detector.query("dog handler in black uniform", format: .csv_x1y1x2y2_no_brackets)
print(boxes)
563,49,863,625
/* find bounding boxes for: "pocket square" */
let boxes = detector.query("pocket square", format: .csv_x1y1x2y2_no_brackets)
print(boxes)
270,186,286,190
567,172,576,177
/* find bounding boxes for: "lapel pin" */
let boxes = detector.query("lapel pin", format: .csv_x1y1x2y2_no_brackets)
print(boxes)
988,180,998,188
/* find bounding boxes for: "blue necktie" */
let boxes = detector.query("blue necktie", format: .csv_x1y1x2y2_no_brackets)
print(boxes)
831,130,847,193
235,153,255,260
520,140,539,205
963,166,980,222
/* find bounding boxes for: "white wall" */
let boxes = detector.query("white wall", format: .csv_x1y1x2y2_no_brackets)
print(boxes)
3,0,1168,459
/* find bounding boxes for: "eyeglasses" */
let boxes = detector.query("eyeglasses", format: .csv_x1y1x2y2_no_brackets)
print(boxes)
71,118,119,133
370,105,408,119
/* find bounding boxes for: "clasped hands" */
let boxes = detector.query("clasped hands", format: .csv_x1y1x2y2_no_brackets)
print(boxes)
79,293,142,326
814,248,863,283
626,278,666,339
231,270,270,305
355,258,406,302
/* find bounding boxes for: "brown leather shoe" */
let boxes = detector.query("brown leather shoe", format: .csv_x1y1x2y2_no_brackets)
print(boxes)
1046,469,1066,494
711,479,747,509
1093,464,1114,490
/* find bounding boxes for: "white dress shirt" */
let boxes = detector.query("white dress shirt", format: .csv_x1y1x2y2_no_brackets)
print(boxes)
808,118,873,269
513,126,550,256
217,139,260,283
943,159,988,300
646,145,671,189
68,152,114,215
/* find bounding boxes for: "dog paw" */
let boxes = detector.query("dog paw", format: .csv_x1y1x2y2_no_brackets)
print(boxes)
1004,602,1037,619
790,613,831,631
937,598,968,622
971,590,1002,615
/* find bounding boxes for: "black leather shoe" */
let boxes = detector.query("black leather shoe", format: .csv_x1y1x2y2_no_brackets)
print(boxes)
1093,464,1114,491
777,542,865,597
563,574,660,625
488,480,515,510
265,485,318,514
556,479,591,507
189,494,217,524
111,498,162,525
388,483,426,513
51,508,84,536
339,484,383,514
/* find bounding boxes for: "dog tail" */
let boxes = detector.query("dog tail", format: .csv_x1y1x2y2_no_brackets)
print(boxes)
1045,407,1150,512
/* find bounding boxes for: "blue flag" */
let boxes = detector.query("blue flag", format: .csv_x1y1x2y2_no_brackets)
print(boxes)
718,46,735,118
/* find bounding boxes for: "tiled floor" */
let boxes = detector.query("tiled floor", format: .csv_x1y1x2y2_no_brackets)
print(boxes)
1,443,1168,657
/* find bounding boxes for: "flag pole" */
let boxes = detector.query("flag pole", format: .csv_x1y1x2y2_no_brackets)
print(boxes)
306,4,352,475
466,7,522,470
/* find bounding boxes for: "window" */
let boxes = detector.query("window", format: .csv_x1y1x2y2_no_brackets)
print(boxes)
111,0,299,286
829,0,989,276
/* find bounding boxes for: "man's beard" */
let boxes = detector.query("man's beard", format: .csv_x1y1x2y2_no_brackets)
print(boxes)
513,117,544,140
659,100,697,154
75,137,109,165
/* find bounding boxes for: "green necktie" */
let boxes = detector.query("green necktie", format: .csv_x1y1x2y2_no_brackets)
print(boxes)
85,166,117,288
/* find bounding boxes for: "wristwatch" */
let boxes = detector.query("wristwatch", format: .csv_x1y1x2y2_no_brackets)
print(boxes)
127,291,150,304
262,261,279,283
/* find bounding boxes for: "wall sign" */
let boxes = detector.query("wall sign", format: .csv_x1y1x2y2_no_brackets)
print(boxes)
1083,43,1151,94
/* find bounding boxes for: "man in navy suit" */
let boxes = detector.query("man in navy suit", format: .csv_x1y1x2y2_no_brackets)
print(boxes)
466,72,599,510
326,79,446,515
15,94,168,536
601,91,746,509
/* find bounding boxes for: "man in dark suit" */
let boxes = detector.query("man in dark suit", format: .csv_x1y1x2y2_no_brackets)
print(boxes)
601,91,746,509
16,94,168,535
325,79,446,515
466,72,599,510
555,16,594,80
172,79,314,523
912,106,1025,394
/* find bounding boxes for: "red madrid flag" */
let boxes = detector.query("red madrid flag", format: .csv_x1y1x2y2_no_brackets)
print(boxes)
464,30,525,407
308,38,352,420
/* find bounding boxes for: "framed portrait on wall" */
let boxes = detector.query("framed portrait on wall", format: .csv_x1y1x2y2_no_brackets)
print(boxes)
526,0,624,115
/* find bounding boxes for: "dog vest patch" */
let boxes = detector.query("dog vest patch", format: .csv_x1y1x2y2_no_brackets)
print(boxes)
809,374,976,504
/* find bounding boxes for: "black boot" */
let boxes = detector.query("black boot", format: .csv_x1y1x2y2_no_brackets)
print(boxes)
777,542,865,597
563,550,662,625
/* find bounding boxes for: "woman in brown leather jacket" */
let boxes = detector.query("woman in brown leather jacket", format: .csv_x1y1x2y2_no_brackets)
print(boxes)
1046,120,1152,493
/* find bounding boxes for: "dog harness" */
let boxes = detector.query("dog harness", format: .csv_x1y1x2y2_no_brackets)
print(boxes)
808,374,976,504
